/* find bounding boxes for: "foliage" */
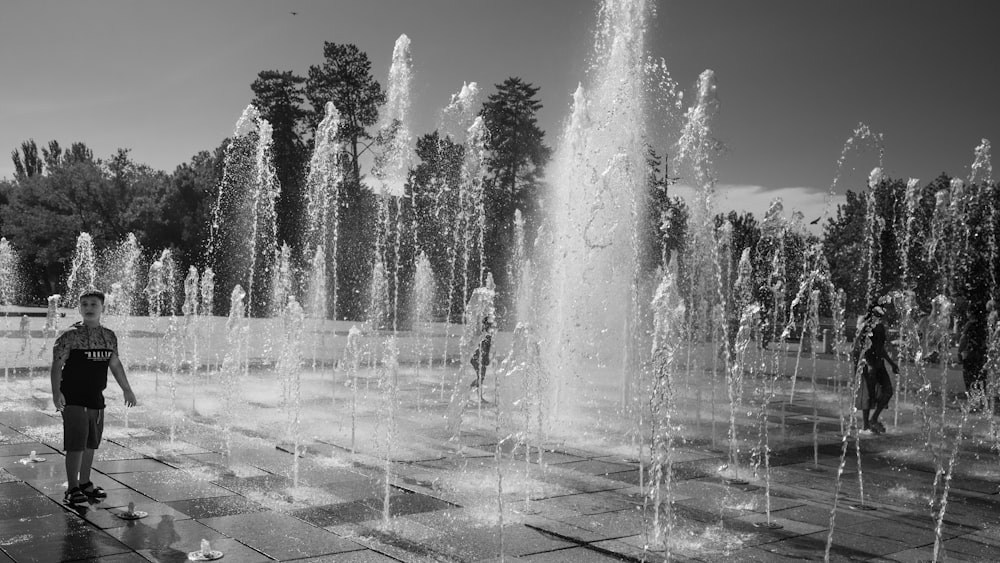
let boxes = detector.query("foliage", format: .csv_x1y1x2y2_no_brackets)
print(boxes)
480,77,552,321
252,70,310,261
305,43,386,184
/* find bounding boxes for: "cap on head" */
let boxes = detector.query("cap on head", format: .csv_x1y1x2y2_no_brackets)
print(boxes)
79,290,105,304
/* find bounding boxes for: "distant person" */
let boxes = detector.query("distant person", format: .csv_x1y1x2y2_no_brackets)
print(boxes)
469,314,494,390
854,304,899,434
958,314,988,404
51,291,137,504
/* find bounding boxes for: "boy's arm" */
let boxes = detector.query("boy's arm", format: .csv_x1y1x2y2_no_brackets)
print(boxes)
109,354,137,407
50,358,66,411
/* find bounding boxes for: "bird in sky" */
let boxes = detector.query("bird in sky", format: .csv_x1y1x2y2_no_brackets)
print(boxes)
810,217,821,225
290,11,298,15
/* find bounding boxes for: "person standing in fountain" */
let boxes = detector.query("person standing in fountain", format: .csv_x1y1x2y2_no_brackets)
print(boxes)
469,313,494,392
854,305,899,434
51,291,137,504
958,313,988,406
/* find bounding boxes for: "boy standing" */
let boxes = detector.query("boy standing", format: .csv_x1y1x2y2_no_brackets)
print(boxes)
51,291,136,504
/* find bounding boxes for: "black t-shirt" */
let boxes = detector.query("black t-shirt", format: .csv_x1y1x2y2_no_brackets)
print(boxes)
864,323,887,365
53,324,119,409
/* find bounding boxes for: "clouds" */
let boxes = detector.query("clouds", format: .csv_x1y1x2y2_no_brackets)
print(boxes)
670,183,840,234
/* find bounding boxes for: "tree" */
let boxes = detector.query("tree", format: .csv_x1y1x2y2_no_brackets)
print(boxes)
1,142,184,300
305,43,385,184
480,77,552,321
252,70,309,260
406,132,466,320
304,43,386,320
11,140,43,181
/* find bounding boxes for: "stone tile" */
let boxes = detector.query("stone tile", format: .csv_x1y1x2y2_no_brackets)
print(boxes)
0,410,59,432
200,511,365,559
290,505,349,528
530,491,640,516
93,458,174,474
559,460,637,476
211,472,291,496
522,515,611,543
0,425,31,445
85,553,150,563
881,546,974,562
518,546,629,562
512,449,589,466
107,518,274,563
70,499,192,530
769,502,882,529
419,523,575,560
939,536,999,560
96,487,156,509
0,511,131,563
840,517,944,546
94,441,148,461
289,550,403,563
111,470,232,502
318,476,390,502
559,508,647,541
164,495,266,519
805,529,912,557
31,471,126,498
0,452,58,471
0,481,64,520
0,441,58,458
733,512,827,536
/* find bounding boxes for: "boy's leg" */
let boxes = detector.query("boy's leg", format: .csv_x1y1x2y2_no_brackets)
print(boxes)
79,448,96,485
65,451,83,489
62,405,89,489
80,408,103,489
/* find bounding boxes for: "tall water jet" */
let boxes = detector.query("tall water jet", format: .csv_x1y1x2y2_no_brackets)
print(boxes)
39,294,61,360
103,234,142,369
306,245,327,370
200,268,216,370
64,233,97,305
183,266,200,411
344,326,363,453
0,239,20,384
207,105,280,318
304,101,343,322
440,82,480,144
542,0,651,420
674,69,723,442
447,276,497,437
647,263,686,554
277,296,305,489
438,81,482,371
270,244,294,360
220,285,247,459
0,238,21,309
410,252,435,406
372,33,414,333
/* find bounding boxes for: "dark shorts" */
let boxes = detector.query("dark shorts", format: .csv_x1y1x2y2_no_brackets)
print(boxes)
62,406,104,451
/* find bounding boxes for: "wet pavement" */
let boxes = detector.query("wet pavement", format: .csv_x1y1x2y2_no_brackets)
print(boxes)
2,362,1000,562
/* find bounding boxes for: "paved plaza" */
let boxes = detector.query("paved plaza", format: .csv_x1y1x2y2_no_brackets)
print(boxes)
1,323,999,562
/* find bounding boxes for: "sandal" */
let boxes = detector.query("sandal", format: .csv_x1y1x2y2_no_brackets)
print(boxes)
79,481,107,499
65,487,88,504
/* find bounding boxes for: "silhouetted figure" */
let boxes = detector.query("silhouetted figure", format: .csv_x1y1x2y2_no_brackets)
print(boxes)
959,314,988,404
469,316,493,390
854,305,899,434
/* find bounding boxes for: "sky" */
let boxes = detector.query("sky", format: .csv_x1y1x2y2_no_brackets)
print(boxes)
2,0,998,225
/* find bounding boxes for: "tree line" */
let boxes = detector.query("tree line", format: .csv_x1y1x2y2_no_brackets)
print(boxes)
0,42,552,322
